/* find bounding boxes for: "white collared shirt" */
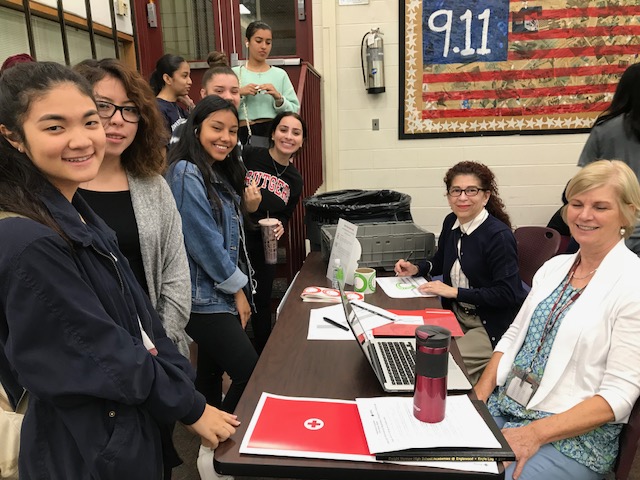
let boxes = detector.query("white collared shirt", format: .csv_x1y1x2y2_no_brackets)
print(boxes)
450,209,489,302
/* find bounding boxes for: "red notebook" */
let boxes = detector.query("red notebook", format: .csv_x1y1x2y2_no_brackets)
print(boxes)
371,309,464,338
240,393,374,461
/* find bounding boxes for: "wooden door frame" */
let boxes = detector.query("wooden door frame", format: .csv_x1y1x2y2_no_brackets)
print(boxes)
135,0,314,75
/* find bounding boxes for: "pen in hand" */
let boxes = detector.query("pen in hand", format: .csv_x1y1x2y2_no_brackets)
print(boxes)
395,250,415,276
322,317,349,331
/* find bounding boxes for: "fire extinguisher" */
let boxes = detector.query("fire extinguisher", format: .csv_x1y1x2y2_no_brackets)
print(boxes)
361,28,385,94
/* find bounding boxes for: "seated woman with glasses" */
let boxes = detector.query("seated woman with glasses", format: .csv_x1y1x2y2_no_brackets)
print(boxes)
74,59,192,477
395,161,527,384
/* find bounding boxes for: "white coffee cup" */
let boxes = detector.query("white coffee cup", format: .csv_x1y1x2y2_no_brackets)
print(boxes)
353,267,376,294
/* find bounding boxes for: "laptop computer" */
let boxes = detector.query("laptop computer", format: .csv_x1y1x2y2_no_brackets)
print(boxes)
338,284,472,393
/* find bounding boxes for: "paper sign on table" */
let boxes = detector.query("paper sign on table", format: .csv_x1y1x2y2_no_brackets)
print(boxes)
326,219,360,285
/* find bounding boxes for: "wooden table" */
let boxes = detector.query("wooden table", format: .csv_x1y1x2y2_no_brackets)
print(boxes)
215,252,504,479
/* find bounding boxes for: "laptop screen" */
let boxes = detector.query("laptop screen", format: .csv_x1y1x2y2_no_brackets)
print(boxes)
338,284,373,363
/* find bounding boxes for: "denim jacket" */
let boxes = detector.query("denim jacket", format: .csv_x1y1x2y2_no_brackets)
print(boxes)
167,160,254,314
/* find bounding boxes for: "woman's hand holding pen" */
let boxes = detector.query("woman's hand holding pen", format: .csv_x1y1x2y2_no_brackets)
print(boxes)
394,259,418,277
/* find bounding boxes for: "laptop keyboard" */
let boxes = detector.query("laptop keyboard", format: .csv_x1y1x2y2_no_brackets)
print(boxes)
379,341,416,385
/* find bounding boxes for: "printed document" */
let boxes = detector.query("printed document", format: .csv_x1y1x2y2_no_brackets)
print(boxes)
376,276,436,299
356,395,501,454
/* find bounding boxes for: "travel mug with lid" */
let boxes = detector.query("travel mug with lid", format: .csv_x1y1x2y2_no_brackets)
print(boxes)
413,325,451,423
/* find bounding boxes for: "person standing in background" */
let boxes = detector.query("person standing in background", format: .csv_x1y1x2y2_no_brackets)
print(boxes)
150,54,193,139
243,112,305,354
233,21,299,145
578,62,640,254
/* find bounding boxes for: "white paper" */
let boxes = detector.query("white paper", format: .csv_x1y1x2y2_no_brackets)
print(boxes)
307,304,392,340
326,219,360,285
376,276,436,299
356,395,501,454
240,393,498,474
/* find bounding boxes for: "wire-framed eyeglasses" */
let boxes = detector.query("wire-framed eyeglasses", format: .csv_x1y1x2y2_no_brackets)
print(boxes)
96,101,141,123
447,187,488,197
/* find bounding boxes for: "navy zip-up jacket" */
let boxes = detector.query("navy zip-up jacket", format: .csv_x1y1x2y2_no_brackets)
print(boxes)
0,185,205,479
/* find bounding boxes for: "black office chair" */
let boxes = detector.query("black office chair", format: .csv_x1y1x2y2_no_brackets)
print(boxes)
514,226,561,287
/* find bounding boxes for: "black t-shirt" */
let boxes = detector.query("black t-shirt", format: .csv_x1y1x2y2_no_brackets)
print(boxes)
78,189,149,294
156,98,188,139
243,145,304,242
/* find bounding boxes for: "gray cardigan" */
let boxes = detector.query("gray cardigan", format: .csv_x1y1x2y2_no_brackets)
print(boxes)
128,173,191,357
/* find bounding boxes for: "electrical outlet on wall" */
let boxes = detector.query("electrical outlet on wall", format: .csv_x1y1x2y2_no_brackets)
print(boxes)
372,119,379,131
116,0,128,16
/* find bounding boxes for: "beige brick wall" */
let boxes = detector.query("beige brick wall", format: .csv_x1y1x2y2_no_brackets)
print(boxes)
312,0,585,235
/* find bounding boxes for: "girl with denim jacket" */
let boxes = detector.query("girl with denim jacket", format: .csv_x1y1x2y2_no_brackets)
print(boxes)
167,96,258,420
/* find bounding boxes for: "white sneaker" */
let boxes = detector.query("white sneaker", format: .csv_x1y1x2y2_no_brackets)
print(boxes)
196,445,234,480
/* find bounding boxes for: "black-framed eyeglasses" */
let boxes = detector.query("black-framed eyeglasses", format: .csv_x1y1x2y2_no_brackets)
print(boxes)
447,187,487,197
96,101,141,123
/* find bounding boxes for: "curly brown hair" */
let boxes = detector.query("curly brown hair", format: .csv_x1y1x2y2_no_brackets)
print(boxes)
74,58,168,177
444,161,512,228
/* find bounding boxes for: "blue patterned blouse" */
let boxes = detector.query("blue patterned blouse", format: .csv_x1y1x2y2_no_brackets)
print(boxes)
487,280,621,474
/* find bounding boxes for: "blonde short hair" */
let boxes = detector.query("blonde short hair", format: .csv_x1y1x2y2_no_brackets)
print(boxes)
563,160,640,239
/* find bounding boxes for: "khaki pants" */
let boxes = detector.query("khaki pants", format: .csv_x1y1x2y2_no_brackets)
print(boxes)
452,302,493,385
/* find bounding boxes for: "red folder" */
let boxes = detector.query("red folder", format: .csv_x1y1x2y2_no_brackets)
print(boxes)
243,394,372,459
371,309,464,338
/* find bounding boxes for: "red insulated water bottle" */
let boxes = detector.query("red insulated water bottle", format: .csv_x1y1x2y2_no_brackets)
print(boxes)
413,325,451,423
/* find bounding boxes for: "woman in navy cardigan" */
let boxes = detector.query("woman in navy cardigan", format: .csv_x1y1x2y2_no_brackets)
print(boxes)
395,161,527,383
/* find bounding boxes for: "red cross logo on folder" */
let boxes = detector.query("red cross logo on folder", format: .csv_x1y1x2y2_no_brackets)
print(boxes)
304,418,324,430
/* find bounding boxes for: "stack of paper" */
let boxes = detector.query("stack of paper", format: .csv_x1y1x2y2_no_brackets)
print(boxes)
240,392,511,474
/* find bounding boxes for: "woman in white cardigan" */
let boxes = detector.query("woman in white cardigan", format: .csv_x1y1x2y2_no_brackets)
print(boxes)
475,160,640,480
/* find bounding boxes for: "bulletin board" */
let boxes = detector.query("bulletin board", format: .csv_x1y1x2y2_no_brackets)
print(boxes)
399,0,640,139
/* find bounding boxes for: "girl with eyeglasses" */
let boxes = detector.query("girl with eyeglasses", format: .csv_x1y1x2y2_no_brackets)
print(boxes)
395,161,527,384
74,58,192,477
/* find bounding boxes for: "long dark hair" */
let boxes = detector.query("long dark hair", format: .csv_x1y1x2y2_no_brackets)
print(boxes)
74,58,167,176
167,95,244,215
149,54,186,95
444,161,512,228
594,63,640,140
0,61,95,237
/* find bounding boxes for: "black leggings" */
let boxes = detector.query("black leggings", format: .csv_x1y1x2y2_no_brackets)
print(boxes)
239,121,272,145
247,236,276,355
186,312,258,413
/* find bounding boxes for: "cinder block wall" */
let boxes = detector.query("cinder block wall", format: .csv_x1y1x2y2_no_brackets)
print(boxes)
312,0,584,235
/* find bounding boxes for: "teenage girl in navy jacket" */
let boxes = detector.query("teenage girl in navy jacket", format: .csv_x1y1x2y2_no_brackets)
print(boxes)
0,62,238,479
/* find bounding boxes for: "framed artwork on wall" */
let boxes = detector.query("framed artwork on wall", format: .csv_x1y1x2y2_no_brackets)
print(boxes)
399,0,640,139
